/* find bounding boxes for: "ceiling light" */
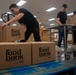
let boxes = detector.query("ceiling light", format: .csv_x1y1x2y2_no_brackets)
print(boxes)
17,0,27,6
50,24,55,26
48,18,55,21
0,18,3,21
46,7,56,12
67,13,73,16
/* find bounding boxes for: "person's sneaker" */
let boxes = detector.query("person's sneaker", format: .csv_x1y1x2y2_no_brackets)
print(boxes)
71,45,76,51
56,46,64,51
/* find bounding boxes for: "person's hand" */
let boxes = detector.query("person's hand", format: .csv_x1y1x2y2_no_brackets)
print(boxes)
1,23,8,28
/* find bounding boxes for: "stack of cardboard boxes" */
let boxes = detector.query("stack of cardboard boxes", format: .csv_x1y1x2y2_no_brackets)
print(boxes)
66,16,76,44
70,16,76,25
0,42,56,70
66,16,76,25
0,26,56,70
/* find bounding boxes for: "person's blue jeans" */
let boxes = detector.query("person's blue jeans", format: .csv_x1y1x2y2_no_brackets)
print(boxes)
58,28,68,47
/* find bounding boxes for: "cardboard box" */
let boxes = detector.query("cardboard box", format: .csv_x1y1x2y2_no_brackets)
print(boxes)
41,30,50,41
2,26,25,42
0,42,31,70
31,42,56,65
70,16,76,25
66,19,71,24
67,16,76,25
0,26,2,41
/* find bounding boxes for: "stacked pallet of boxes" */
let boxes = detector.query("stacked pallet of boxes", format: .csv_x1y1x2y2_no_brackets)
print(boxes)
0,42,56,70
0,26,56,70
0,26,31,70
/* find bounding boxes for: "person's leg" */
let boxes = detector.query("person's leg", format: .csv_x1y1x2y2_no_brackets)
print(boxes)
72,27,75,44
65,30,68,47
20,29,32,42
58,29,63,47
33,27,41,41
74,27,76,44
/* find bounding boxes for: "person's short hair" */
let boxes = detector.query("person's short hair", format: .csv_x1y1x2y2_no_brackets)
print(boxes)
9,3,18,9
74,11,76,14
62,4,67,8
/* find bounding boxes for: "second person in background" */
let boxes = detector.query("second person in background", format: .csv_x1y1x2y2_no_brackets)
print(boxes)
56,4,68,48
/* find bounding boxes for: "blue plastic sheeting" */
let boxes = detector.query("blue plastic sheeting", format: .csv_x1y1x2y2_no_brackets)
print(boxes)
0,60,76,75
35,61,62,69
74,70,76,75
0,61,61,75
0,66,37,74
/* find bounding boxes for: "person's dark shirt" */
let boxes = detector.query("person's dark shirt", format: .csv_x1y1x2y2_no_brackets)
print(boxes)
57,11,67,24
18,8,38,29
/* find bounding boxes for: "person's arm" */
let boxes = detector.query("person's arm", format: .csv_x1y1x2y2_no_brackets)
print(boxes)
1,13,24,27
56,18,62,25
56,12,62,25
